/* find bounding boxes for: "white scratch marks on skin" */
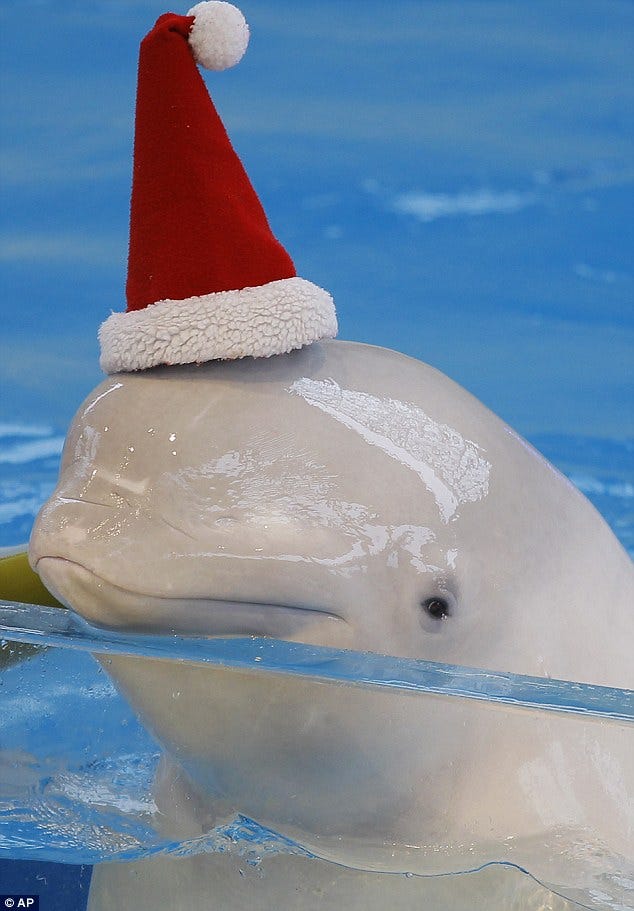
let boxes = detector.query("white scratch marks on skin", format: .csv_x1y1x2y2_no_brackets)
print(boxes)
290,378,491,522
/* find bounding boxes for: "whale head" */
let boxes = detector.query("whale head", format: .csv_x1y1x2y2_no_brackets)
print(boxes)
29,340,633,891
30,340,632,682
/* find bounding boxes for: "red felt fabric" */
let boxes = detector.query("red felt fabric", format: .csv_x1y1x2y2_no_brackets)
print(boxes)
126,12,296,312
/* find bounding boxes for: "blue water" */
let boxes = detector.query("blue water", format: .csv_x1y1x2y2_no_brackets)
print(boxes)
0,638,314,865
1,0,632,438
0,0,632,907
0,604,632,911
2,601,633,721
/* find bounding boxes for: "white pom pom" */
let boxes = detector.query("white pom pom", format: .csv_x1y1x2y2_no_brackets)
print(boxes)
187,1,249,71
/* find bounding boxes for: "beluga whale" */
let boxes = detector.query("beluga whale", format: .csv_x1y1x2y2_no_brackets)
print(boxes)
30,342,634,910
26,3,633,910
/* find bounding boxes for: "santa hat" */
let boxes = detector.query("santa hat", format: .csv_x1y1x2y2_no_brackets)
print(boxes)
99,1,337,374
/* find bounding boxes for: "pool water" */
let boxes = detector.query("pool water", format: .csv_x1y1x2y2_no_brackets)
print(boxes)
0,607,634,911
0,603,632,911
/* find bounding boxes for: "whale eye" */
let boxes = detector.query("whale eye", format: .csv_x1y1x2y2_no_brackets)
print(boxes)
422,597,451,620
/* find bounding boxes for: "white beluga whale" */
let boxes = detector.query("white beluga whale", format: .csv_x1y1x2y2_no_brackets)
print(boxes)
29,340,634,911
30,341,632,683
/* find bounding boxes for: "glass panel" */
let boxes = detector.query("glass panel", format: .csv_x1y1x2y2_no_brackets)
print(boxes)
1,600,632,910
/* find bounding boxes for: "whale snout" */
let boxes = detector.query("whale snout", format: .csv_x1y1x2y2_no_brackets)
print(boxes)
28,475,361,648
34,554,353,646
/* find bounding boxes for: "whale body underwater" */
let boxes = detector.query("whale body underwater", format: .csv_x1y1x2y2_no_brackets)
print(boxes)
29,340,633,910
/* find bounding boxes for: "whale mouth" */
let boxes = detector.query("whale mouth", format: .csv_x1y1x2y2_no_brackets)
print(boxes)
34,556,351,646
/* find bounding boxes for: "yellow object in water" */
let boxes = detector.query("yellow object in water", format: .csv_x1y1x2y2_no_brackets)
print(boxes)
0,548,64,608
0,547,64,668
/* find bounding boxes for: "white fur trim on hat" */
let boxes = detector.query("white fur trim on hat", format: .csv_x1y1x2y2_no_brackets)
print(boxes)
99,277,337,374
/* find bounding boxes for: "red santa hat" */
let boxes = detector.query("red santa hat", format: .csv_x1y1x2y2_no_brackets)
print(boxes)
99,1,337,374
